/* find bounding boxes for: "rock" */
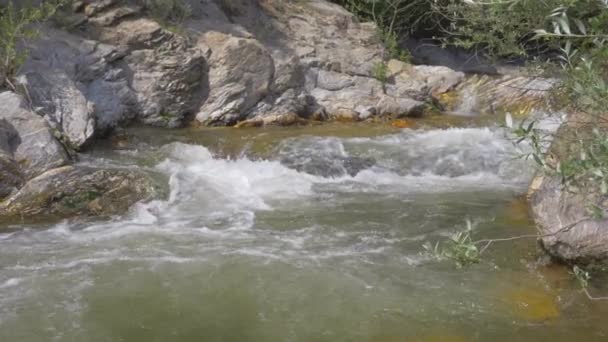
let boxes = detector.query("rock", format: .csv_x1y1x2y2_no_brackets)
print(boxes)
439,75,557,116
197,36,274,125
0,92,70,179
387,59,465,99
405,37,500,74
376,96,425,118
307,69,425,120
20,70,95,148
0,166,159,220
0,155,23,199
529,173,608,264
127,44,205,127
21,27,136,140
234,112,308,128
0,120,24,199
277,137,375,177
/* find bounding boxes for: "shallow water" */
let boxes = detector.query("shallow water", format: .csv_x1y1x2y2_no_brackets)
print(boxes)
1,120,607,341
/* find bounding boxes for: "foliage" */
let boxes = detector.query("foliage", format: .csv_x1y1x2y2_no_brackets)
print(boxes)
437,0,606,59
509,3,608,217
371,61,388,83
333,0,415,61
0,1,64,90
424,221,480,268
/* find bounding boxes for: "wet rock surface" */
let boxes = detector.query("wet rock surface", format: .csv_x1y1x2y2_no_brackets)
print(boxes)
529,174,608,264
0,166,158,220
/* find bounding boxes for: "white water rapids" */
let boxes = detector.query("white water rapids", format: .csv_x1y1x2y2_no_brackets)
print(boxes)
1,125,606,341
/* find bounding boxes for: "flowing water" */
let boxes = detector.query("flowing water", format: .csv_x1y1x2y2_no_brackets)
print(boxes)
1,120,607,341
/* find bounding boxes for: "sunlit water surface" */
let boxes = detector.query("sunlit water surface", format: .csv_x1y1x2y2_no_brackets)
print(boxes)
1,121,607,341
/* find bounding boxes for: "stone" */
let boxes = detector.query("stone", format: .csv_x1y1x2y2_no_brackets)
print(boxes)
0,166,159,220
0,120,24,199
387,59,465,99
197,36,274,125
21,27,136,138
529,173,608,263
20,70,95,148
441,75,557,116
127,45,205,127
0,92,70,179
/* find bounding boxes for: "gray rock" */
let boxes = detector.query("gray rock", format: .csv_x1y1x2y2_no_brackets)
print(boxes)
529,173,608,264
441,74,557,115
20,70,95,148
21,28,135,140
197,36,274,125
0,155,23,199
127,45,205,127
277,137,375,177
0,165,159,220
0,92,70,179
0,120,24,199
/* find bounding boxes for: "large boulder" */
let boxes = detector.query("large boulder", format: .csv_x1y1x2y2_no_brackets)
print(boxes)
0,166,159,220
0,92,70,179
95,17,206,126
0,119,24,199
529,173,608,264
437,74,557,116
20,70,95,148
192,0,441,125
20,28,136,146
196,35,274,125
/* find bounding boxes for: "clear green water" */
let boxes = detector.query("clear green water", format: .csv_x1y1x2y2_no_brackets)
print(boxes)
1,121,607,341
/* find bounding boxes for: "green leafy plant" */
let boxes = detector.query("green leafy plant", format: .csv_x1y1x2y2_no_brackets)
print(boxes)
372,61,388,93
424,221,480,268
572,265,608,300
510,2,608,217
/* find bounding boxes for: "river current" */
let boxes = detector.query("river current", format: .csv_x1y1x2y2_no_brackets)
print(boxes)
1,122,607,341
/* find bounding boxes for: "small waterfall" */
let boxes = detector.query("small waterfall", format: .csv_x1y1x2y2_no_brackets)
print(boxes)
451,86,479,116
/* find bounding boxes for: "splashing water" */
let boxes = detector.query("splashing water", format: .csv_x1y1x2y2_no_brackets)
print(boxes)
0,125,606,341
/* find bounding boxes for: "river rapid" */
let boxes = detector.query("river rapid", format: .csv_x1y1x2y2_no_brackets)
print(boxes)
1,121,607,341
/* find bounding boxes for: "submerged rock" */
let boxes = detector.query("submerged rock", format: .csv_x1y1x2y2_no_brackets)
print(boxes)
0,166,158,220
277,138,375,177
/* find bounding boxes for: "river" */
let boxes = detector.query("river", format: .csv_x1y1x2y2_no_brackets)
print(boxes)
1,120,607,341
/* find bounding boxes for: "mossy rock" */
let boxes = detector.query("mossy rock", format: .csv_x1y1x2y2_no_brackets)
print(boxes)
0,166,161,222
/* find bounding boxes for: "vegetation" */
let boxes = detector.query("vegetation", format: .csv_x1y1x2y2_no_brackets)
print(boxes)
371,61,388,92
423,221,480,268
0,1,64,90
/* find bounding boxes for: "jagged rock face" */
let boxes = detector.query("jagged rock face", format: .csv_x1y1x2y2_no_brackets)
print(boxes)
15,0,465,135
19,5,205,147
197,35,275,125
0,166,159,220
529,174,608,264
0,120,24,199
437,74,557,116
0,92,70,180
20,28,136,148
0,0,466,220
188,0,461,125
